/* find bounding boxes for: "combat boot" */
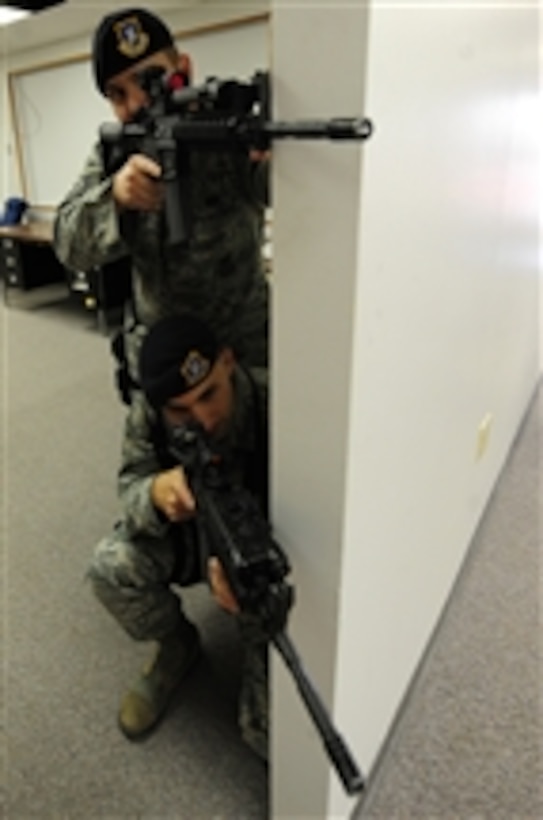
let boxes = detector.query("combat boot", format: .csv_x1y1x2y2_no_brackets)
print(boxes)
118,623,201,740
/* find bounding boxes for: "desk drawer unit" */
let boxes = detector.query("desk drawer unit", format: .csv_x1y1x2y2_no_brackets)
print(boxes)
0,236,23,286
1,236,66,291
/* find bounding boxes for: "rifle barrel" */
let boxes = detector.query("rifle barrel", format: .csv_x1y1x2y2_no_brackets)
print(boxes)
264,117,373,141
273,631,365,796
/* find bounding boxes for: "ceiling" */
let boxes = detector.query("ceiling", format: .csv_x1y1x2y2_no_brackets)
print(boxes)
0,0,206,56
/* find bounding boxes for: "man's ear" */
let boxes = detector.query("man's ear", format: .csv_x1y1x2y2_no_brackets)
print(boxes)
220,347,235,375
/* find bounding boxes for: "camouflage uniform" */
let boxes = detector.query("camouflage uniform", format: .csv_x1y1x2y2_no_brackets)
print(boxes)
53,143,269,379
88,365,269,758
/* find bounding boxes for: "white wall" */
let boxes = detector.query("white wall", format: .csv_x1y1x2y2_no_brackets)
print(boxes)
271,3,540,818
270,3,371,815
0,1,269,201
10,19,267,207
539,4,543,371
0,30,7,204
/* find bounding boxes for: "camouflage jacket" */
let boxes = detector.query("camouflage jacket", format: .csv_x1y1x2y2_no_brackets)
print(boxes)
53,143,269,366
118,365,268,540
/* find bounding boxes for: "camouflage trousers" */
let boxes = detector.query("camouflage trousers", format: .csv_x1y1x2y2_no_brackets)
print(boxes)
88,519,268,760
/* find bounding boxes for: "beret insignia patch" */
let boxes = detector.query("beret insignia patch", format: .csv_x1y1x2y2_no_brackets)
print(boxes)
114,16,150,59
181,350,211,387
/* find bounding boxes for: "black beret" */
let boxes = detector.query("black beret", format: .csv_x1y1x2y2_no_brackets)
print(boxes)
92,7,174,95
139,314,221,409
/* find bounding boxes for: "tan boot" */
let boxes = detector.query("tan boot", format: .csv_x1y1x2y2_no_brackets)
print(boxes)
118,625,201,740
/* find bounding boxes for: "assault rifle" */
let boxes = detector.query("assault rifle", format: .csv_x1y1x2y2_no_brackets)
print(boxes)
169,422,365,797
99,68,373,246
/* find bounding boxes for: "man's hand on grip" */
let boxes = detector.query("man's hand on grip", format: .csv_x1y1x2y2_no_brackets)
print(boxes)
151,466,195,523
208,557,240,614
113,154,163,211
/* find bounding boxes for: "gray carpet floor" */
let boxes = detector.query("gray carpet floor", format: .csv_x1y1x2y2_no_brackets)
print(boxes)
1,286,267,819
354,377,541,819
1,285,541,819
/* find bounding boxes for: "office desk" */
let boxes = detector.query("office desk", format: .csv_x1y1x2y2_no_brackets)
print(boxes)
0,222,66,297
0,223,131,331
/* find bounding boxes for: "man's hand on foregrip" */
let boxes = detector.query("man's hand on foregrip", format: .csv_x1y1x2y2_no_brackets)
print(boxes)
151,466,196,523
208,557,240,614
112,154,164,211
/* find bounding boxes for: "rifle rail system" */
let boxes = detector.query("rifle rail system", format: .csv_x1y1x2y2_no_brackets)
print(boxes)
100,68,373,246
